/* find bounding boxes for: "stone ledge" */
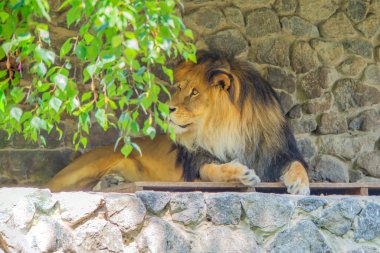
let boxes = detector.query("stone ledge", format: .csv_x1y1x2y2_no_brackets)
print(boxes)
0,188,379,253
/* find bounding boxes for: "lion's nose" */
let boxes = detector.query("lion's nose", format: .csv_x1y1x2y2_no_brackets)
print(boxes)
169,107,177,113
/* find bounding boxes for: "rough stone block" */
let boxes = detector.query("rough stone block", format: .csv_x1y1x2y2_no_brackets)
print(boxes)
349,109,379,131
291,41,319,74
270,220,332,253
345,0,369,23
320,12,357,38
266,66,296,93
223,7,244,27
195,226,259,253
105,194,146,234
75,218,124,253
273,0,297,15
250,38,291,67
170,192,206,226
354,202,380,241
298,0,337,23
296,137,316,160
205,29,248,57
299,67,334,99
310,39,344,66
281,16,319,37
136,191,171,214
205,193,241,225
297,197,327,212
303,92,333,114
333,79,380,111
312,155,349,183
363,64,380,86
246,8,281,38
356,15,380,38
342,39,373,59
135,217,191,253
356,150,380,177
241,193,295,232
337,56,367,77
288,117,318,134
315,199,362,236
318,112,348,135
55,192,104,225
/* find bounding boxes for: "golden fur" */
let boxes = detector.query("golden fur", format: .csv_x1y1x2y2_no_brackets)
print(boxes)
47,51,310,194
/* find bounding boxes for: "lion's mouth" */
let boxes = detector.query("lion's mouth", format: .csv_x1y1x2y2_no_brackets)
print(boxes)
170,120,192,128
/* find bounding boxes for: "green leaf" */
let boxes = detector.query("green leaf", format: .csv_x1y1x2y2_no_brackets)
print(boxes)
10,107,22,122
49,97,62,112
60,38,73,59
121,144,133,157
112,35,123,48
95,108,106,128
162,66,173,84
83,33,94,44
0,11,9,23
54,74,68,90
2,42,12,54
67,6,82,27
10,87,25,103
131,142,142,156
74,43,87,60
85,64,97,76
81,92,92,102
184,29,194,39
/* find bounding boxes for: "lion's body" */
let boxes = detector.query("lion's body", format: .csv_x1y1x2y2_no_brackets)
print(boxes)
47,51,310,194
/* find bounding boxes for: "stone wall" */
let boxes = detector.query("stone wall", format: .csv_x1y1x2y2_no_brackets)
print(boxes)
0,188,379,252
0,0,380,185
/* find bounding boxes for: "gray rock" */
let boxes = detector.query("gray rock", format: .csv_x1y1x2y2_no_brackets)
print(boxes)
357,150,380,177
75,218,124,253
205,29,248,57
12,198,36,231
316,199,362,236
0,224,37,253
319,135,373,160
287,105,302,119
354,202,380,241
303,92,333,114
349,110,379,131
246,8,281,38
346,0,369,23
318,112,348,135
333,79,380,111
296,138,316,160
270,220,332,253
349,246,380,253
363,64,380,86
205,193,241,225
170,192,206,226
0,130,10,148
291,41,319,73
241,193,295,232
337,56,367,77
223,7,244,27
342,39,373,59
320,12,357,38
278,91,294,114
106,194,146,234
375,47,380,61
136,191,170,214
135,217,191,253
55,192,104,225
313,155,349,183
298,0,337,23
26,215,75,252
356,15,380,38
266,66,296,93
281,16,319,37
250,37,291,67
297,197,327,212
299,67,334,99
233,0,274,9
288,117,318,134
273,0,297,15
310,39,344,66
185,8,225,31
196,226,259,253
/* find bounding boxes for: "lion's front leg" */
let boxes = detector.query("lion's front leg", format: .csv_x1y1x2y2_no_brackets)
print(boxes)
199,160,260,186
282,161,310,195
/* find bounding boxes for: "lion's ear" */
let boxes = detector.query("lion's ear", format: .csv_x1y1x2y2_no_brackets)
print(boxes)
209,69,232,91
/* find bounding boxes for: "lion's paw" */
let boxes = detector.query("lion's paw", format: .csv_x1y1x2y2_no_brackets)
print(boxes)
285,178,310,195
229,160,261,186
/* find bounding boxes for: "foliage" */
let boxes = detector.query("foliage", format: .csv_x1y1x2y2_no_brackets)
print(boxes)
0,0,195,155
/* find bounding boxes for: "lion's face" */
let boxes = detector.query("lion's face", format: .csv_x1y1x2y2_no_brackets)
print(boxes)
168,78,209,135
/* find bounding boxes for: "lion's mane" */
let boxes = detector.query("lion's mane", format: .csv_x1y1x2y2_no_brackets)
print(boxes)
175,50,307,182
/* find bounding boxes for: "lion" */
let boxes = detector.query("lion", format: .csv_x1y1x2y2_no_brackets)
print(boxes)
47,50,310,195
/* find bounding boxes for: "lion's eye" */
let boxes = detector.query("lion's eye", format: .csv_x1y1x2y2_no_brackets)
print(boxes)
191,88,199,96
